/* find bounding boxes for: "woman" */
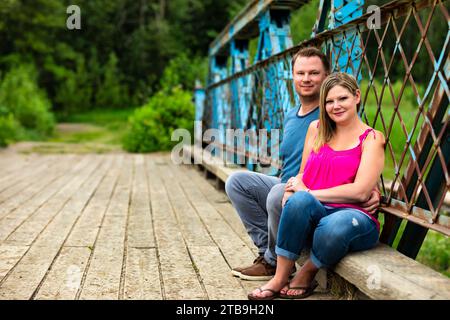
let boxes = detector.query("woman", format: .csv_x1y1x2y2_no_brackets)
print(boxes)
248,72,385,300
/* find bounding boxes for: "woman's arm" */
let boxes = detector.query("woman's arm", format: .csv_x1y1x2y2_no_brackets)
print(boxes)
310,130,385,203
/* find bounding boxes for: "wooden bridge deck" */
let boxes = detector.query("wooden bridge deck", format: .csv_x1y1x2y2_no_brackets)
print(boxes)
0,152,334,300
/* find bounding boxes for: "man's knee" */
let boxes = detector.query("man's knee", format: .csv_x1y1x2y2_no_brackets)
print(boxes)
225,171,247,198
266,183,285,214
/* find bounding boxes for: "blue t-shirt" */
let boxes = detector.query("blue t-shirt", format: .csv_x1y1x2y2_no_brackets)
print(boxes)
279,105,320,183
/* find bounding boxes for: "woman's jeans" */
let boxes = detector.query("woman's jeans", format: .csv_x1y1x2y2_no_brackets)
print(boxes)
276,191,379,269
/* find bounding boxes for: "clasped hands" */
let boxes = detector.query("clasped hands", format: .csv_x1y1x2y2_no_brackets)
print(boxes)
281,177,381,214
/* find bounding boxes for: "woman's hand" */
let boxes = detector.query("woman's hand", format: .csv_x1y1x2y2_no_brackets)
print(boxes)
285,177,307,193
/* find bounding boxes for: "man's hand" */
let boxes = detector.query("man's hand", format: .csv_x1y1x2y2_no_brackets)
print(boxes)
361,189,381,215
282,191,294,208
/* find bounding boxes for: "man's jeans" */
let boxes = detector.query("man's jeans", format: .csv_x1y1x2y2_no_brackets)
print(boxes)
225,171,284,267
276,191,379,268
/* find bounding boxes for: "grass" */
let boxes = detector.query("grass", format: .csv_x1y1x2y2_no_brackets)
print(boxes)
359,79,424,179
378,214,449,277
50,108,136,146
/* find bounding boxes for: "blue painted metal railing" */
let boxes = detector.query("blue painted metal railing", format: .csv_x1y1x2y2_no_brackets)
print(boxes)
195,0,449,257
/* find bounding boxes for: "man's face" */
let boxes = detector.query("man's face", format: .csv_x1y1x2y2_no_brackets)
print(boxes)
292,56,328,99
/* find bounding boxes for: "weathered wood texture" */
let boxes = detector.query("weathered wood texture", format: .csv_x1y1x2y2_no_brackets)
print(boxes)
0,152,337,300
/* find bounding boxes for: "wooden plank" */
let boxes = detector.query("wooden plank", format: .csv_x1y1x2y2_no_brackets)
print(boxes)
160,156,250,299
4,155,103,245
0,155,60,203
0,155,79,231
184,145,246,184
65,155,124,247
127,155,154,249
0,155,56,193
189,245,247,300
180,164,257,253
78,156,133,300
0,244,29,281
334,243,450,300
124,248,162,300
159,161,214,248
33,156,121,300
34,247,91,300
0,156,113,299
146,156,205,300
166,158,256,272
0,153,39,177
0,156,91,244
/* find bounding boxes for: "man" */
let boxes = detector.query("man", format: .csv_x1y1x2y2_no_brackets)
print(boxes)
225,47,380,281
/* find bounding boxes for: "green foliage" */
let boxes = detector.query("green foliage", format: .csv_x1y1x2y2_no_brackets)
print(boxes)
160,53,208,92
0,114,22,147
123,87,194,153
95,53,129,109
0,0,246,114
417,231,450,277
54,54,93,116
290,0,320,44
0,64,55,138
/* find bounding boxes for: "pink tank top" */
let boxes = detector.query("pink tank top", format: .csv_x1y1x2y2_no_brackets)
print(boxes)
302,128,380,230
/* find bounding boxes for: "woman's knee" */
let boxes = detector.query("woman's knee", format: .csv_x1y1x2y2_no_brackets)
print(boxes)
284,191,317,211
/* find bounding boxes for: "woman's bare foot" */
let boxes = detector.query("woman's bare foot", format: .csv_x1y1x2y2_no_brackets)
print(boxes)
248,277,287,299
283,260,318,296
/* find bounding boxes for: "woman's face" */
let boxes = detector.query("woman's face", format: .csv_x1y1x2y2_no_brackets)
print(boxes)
325,85,360,124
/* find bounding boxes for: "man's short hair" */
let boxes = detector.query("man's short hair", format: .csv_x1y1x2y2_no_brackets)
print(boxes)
291,47,330,73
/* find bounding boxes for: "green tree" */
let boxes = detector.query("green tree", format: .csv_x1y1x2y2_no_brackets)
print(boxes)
95,53,129,109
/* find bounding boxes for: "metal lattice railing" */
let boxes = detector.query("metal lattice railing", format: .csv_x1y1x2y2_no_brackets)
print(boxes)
200,0,449,255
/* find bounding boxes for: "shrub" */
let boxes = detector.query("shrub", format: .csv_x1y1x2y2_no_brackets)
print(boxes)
123,87,194,152
0,64,55,138
0,114,22,147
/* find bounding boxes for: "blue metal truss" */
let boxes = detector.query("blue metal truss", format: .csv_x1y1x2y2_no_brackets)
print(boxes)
200,0,365,169
329,0,365,82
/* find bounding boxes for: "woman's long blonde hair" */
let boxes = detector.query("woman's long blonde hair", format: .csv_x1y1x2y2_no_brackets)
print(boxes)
313,72,361,152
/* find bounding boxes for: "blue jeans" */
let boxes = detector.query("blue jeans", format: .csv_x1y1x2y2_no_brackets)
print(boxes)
225,171,285,267
276,191,379,268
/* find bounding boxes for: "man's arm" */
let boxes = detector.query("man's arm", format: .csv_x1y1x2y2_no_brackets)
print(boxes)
360,188,381,214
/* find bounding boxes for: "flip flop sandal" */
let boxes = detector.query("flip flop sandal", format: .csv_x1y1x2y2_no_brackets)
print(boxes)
279,280,318,300
247,287,279,300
